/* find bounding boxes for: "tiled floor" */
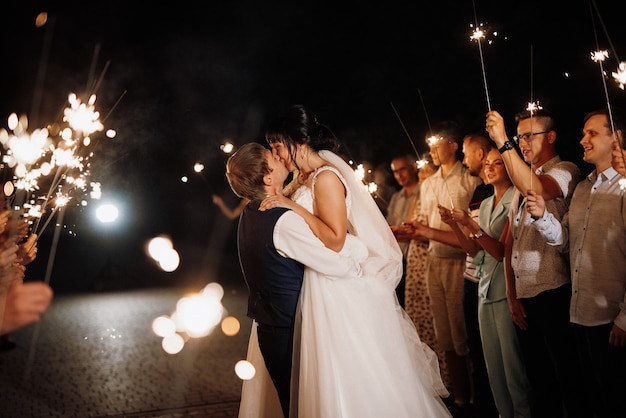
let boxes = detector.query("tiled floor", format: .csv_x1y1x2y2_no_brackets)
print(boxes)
0,285,251,417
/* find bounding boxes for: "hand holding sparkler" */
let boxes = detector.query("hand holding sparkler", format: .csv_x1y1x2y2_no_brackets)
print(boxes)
390,224,413,242
402,220,429,243
485,111,508,149
0,280,53,334
17,233,38,266
525,190,545,221
611,140,626,177
0,210,10,234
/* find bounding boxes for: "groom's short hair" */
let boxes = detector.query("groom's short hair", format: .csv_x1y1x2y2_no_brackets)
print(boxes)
226,142,271,201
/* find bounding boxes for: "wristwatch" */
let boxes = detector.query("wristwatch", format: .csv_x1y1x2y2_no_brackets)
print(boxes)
498,141,514,154
470,228,484,240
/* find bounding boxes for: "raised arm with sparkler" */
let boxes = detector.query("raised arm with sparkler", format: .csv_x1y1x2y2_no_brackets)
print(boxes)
486,109,566,200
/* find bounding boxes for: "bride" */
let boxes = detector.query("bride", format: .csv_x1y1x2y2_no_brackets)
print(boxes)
239,105,450,418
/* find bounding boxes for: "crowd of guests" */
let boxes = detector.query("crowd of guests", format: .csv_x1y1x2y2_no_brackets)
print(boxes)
386,107,626,418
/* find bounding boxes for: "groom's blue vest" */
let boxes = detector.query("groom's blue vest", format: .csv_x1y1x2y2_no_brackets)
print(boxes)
237,200,304,328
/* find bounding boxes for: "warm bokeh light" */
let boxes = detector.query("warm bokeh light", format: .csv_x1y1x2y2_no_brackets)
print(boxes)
201,282,225,301
162,334,185,354
157,248,180,272
235,360,256,380
152,316,177,337
176,293,224,338
220,142,234,153
146,236,173,260
96,203,119,223
35,12,48,28
221,316,241,336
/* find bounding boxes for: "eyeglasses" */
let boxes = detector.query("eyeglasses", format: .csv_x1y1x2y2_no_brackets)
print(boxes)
513,131,549,143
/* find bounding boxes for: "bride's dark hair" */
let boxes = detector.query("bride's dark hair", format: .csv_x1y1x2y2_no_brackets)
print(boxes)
266,104,339,153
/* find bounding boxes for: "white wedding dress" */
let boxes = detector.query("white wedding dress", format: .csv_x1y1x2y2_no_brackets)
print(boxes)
239,151,450,418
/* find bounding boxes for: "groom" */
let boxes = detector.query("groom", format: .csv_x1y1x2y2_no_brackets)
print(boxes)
226,142,361,417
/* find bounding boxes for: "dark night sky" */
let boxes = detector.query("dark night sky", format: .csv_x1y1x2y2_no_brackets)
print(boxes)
1,1,624,291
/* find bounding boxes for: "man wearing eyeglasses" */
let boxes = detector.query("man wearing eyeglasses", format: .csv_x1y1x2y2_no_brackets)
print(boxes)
486,109,589,418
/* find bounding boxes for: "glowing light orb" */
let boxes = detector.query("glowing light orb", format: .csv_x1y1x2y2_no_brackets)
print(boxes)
202,282,224,301
152,315,177,337
35,12,48,28
221,142,234,153
221,316,241,336
157,248,180,272
3,181,14,197
147,236,174,260
194,163,204,173
176,294,223,337
162,334,185,354
354,164,365,181
235,360,256,380
96,204,119,223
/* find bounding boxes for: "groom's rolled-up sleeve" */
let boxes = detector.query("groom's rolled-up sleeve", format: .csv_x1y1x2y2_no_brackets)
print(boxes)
273,211,362,279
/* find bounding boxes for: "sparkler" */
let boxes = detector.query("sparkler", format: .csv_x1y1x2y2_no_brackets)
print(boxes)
589,50,626,177
390,102,422,160
526,100,543,193
613,62,626,90
12,90,115,382
29,93,104,238
353,163,388,206
588,0,626,188
470,0,491,112
389,101,431,190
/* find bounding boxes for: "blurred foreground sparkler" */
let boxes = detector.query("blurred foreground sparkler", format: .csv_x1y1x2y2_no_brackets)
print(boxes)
13,91,117,382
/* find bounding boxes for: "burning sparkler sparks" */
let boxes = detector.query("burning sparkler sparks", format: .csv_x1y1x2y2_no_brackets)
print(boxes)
417,159,429,170
469,21,492,112
526,101,543,116
525,102,544,192
612,62,626,90
591,50,609,63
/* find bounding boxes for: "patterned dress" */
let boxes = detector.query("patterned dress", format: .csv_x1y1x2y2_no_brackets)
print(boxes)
405,192,451,390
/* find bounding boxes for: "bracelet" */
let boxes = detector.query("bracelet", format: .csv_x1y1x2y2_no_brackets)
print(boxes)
469,228,484,240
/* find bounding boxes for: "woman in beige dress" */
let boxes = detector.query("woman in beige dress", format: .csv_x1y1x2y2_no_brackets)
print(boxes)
404,156,451,390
